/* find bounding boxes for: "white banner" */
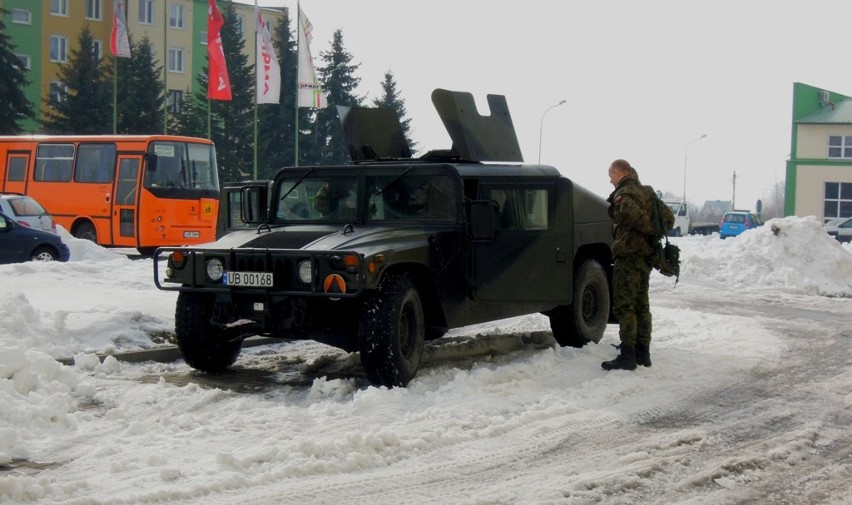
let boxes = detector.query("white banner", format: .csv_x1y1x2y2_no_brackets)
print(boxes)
297,7,327,108
256,11,280,104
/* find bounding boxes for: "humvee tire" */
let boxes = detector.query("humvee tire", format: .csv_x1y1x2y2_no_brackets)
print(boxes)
548,259,610,348
358,272,425,387
175,292,242,372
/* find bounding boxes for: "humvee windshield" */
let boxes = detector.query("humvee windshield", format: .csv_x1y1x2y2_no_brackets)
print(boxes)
273,173,458,223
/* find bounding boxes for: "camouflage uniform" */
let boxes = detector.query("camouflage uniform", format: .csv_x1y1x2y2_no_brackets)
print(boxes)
607,175,654,350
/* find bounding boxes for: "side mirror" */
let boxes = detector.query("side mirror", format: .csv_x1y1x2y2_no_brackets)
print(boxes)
145,153,158,172
469,200,497,241
241,185,268,224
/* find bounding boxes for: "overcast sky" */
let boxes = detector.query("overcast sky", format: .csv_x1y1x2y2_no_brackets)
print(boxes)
251,0,852,210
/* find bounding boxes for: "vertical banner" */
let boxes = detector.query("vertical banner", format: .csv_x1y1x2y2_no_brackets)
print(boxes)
297,7,327,108
256,11,280,104
207,0,232,101
110,0,131,58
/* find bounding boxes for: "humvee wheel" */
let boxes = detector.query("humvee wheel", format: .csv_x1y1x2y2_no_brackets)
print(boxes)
175,292,242,372
548,259,610,348
359,272,425,387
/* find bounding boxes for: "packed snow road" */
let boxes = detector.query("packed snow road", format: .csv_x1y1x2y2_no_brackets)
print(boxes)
1,217,851,504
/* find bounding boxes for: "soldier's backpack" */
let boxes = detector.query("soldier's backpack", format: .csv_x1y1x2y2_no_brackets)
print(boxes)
644,186,680,283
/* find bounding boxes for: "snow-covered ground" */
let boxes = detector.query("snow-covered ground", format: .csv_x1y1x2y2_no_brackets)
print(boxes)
1,216,851,504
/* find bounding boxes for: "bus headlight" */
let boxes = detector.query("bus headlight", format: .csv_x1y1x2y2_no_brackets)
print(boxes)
297,260,313,284
206,258,224,281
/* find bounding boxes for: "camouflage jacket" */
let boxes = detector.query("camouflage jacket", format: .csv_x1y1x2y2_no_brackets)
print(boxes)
607,175,654,258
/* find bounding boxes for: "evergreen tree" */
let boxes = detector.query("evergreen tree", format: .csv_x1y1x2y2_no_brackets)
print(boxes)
114,35,165,134
372,71,418,155
313,29,362,165
41,25,111,134
256,11,298,177
0,10,34,134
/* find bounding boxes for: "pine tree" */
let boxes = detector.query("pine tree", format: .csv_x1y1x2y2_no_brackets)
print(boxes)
256,11,298,178
0,10,34,134
372,71,418,155
41,25,112,134
313,29,362,165
114,35,165,134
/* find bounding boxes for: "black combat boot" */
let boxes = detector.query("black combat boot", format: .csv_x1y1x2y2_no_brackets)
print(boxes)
601,344,637,371
635,343,652,367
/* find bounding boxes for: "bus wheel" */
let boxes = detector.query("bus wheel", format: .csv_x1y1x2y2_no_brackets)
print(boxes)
74,222,97,243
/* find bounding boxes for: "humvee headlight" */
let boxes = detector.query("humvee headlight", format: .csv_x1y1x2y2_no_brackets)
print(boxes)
297,260,313,284
206,258,224,281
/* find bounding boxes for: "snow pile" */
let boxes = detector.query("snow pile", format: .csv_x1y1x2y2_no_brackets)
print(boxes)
678,216,852,297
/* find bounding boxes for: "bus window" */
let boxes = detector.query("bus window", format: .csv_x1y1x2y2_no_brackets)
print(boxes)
144,141,218,191
74,144,116,183
117,158,139,206
186,142,218,190
35,144,74,182
7,157,26,181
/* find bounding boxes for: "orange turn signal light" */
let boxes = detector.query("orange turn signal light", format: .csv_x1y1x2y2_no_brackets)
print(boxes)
171,251,186,269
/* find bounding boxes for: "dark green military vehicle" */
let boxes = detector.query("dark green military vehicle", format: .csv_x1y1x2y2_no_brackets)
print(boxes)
154,89,613,387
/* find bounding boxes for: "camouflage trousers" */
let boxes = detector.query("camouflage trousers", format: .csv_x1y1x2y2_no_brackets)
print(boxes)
613,255,652,347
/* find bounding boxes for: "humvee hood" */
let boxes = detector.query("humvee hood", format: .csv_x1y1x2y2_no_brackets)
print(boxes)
205,225,431,252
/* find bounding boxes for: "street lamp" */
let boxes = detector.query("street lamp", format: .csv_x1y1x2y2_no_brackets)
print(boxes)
538,99,567,164
682,133,707,203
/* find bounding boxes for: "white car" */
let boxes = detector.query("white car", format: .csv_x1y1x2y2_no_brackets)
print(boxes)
824,216,852,243
0,194,57,233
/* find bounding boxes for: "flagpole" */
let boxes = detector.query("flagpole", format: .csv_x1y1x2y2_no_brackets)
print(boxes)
294,1,300,167
253,1,259,180
113,57,118,134
162,1,168,133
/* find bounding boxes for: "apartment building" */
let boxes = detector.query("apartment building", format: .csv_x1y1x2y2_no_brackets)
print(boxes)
0,0,286,132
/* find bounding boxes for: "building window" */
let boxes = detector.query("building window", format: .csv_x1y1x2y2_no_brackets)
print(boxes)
50,36,69,63
200,31,207,45
51,0,68,16
49,81,68,103
824,182,852,219
11,9,32,24
169,3,184,29
85,0,102,20
167,90,183,114
827,136,852,158
168,48,184,73
15,54,31,70
92,40,103,60
236,15,245,36
138,0,154,24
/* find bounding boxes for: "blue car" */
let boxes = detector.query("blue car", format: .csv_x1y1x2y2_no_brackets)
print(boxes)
0,211,70,264
719,211,762,239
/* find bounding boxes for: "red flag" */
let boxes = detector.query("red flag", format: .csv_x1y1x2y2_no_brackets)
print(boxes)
207,0,232,101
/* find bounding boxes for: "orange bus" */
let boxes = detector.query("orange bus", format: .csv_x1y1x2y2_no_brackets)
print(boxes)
0,135,220,254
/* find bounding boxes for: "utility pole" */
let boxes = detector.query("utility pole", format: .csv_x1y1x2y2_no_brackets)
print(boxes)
732,170,737,210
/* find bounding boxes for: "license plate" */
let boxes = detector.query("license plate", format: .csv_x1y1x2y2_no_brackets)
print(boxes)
183,231,200,238
224,272,273,287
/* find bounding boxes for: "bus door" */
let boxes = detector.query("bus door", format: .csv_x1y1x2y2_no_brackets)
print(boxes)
3,152,30,193
112,155,142,244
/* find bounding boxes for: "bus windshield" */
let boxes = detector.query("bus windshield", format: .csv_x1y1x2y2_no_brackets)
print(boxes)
144,141,219,192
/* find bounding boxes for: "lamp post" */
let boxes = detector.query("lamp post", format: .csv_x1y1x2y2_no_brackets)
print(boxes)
538,99,566,164
682,133,707,203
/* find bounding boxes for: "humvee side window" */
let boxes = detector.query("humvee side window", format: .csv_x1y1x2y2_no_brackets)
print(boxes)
367,175,456,221
487,187,549,231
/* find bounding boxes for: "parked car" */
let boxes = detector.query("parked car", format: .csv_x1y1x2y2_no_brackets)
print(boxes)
824,216,852,243
719,210,763,239
0,193,57,233
0,211,70,264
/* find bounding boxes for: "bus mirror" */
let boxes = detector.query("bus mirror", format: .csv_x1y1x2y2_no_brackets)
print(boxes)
145,153,158,172
241,186,268,224
469,200,497,241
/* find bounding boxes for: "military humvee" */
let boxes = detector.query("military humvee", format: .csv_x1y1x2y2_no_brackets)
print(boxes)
154,89,613,387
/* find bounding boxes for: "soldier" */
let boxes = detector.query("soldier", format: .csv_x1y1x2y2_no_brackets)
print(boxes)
603,159,655,371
